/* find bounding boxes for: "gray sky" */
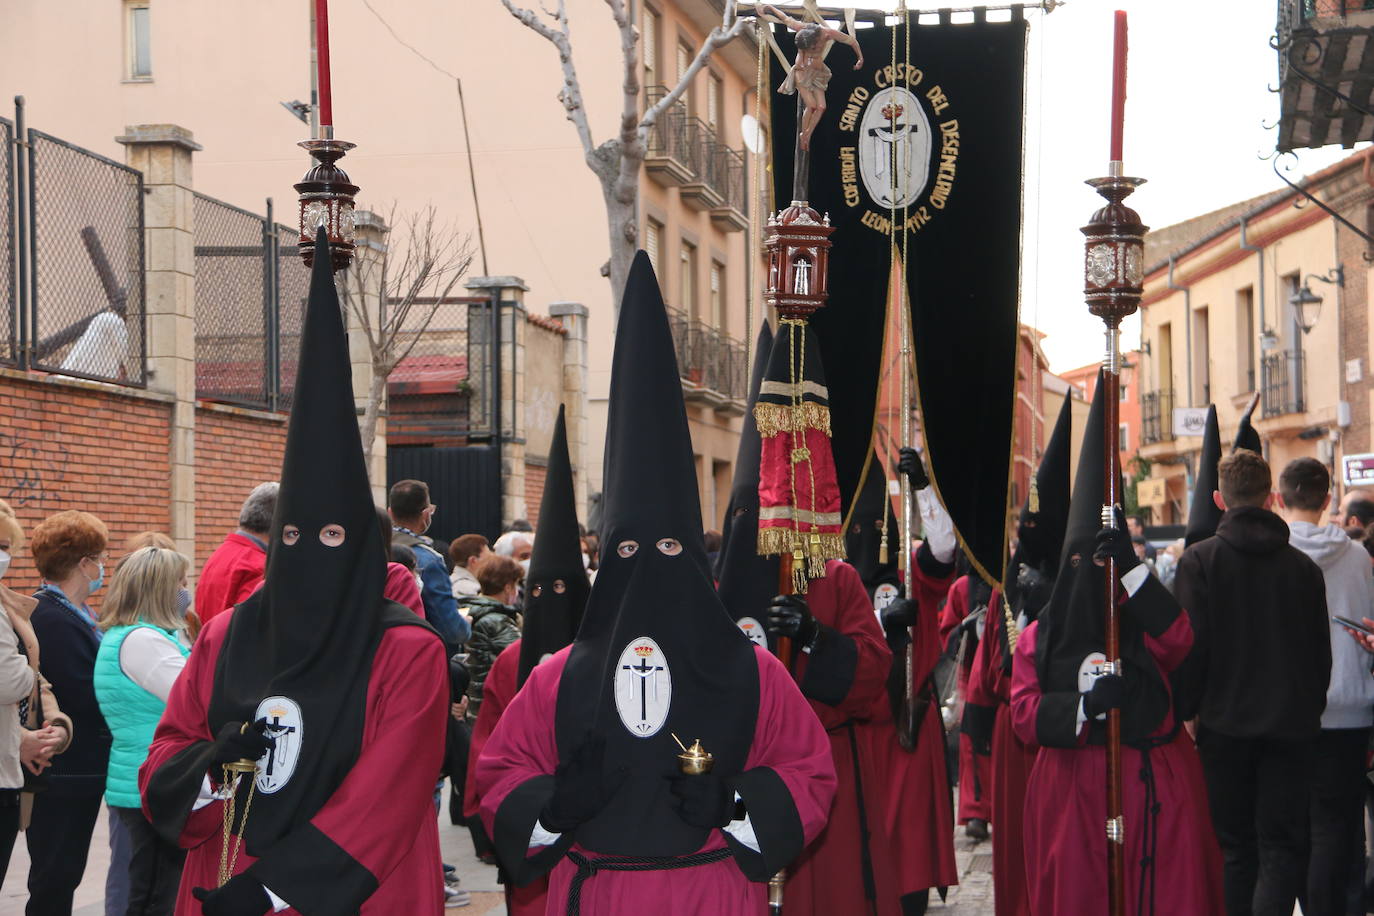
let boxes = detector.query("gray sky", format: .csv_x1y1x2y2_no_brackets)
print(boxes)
842,0,1363,371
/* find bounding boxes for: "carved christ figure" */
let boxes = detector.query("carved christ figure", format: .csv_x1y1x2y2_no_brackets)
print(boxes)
761,5,864,152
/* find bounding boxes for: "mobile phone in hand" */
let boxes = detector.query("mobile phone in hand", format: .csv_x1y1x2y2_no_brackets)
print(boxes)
1333,615,1374,637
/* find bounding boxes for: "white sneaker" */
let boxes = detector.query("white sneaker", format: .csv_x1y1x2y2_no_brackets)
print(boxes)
444,885,471,908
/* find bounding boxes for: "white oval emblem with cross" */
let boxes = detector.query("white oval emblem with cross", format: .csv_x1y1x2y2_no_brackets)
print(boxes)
859,86,932,209
614,637,671,738
736,617,767,648
253,696,303,794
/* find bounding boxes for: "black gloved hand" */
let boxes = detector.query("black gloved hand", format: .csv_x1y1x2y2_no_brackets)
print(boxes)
879,597,918,636
539,733,627,833
897,447,930,491
1092,526,1141,578
192,875,271,916
668,770,736,829
1081,673,1125,719
208,719,272,770
765,594,818,648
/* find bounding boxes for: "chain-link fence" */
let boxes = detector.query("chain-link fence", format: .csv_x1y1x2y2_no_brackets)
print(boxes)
27,130,145,385
194,194,274,408
276,223,311,411
0,117,14,365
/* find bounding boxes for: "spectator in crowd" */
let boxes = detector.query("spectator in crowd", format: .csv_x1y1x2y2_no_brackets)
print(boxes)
1275,458,1374,915
462,556,523,724
703,529,722,568
93,546,193,916
508,519,534,534
492,530,534,573
1125,513,1156,561
1341,497,1374,535
375,508,423,617
123,532,175,553
390,479,470,651
26,510,113,916
448,534,491,599
0,501,70,884
1174,450,1331,916
580,534,598,573
195,482,277,624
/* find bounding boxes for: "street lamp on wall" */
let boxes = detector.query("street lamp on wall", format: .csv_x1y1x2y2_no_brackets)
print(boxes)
1288,266,1345,334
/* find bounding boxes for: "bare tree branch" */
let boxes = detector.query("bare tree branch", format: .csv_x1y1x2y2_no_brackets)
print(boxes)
641,11,751,132
500,0,598,159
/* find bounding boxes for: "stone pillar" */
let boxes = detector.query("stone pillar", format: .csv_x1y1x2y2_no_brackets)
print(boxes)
350,210,388,501
549,301,590,519
465,276,530,528
117,125,200,558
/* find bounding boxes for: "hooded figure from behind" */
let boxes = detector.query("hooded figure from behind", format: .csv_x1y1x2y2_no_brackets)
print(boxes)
473,252,836,915
140,229,451,916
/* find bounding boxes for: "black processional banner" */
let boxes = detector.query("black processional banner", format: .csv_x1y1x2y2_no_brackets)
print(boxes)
770,14,1027,585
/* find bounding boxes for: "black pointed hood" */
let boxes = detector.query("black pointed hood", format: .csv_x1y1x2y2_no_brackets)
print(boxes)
716,322,779,649
1016,391,1073,578
1185,405,1223,547
556,251,759,857
205,229,428,848
1035,370,1170,747
844,457,900,601
518,405,591,686
1234,395,1262,454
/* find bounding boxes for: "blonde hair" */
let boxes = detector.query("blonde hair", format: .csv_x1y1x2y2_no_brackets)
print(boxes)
100,546,190,632
0,500,22,551
125,531,176,552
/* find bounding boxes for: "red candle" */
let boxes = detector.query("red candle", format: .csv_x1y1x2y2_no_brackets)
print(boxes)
1109,10,1127,163
316,0,334,131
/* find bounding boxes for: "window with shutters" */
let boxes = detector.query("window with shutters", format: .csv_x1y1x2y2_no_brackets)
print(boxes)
708,74,723,130
677,41,695,113
126,2,152,80
645,219,663,275
681,241,697,319
643,7,659,90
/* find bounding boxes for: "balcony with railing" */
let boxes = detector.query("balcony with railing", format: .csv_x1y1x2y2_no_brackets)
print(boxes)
1141,389,1176,447
1261,349,1306,418
644,86,748,231
667,307,748,415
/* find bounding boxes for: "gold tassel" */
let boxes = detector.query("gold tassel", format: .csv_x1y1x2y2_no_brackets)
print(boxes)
792,543,809,594
1028,479,1040,515
753,402,833,439
1004,600,1020,655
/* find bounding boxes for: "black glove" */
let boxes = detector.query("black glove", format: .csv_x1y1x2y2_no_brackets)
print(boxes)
879,597,918,636
765,594,818,648
1081,673,1125,719
668,770,736,829
208,719,272,770
897,447,930,491
192,875,271,916
539,734,627,833
1092,526,1141,577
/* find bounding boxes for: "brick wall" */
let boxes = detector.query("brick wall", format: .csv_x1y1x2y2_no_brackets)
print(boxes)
0,371,173,592
1337,196,1372,458
523,461,547,529
193,405,288,572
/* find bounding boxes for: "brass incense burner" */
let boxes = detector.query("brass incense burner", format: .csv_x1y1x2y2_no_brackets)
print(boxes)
672,734,714,775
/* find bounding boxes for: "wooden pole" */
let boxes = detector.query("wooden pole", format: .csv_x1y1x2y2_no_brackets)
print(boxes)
1101,321,1126,916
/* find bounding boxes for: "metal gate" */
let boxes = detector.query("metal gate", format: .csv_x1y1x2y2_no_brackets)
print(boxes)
387,444,502,544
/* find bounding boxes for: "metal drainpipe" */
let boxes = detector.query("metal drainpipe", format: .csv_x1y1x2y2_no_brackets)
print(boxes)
1331,216,1344,496
1239,217,1265,391
1167,256,1192,407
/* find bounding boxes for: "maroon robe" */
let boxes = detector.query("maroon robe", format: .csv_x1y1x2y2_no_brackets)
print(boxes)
783,560,901,916
938,575,992,824
1010,617,1224,915
464,640,548,916
864,553,959,897
140,611,449,915
475,645,836,915
968,594,1038,916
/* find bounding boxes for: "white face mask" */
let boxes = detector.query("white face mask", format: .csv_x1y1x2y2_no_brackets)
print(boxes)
518,559,531,575
0,550,11,581
581,552,591,570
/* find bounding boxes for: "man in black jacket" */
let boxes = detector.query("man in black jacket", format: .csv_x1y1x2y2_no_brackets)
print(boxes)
1175,449,1330,916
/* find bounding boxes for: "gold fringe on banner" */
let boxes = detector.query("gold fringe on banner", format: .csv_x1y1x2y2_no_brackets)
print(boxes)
753,402,833,439
756,528,847,563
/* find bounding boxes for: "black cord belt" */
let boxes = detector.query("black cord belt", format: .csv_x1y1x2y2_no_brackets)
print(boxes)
565,847,733,915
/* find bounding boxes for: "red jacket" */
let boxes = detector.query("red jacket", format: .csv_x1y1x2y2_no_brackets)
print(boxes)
196,532,266,624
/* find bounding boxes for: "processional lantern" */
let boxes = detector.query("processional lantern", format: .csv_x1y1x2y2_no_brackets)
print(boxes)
295,0,358,271
1079,11,1148,916
764,203,834,319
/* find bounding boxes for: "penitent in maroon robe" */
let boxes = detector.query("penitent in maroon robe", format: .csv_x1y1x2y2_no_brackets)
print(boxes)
140,612,450,915
464,640,548,916
783,560,901,916
966,593,1038,916
476,645,836,915
864,551,959,898
938,575,993,825
1010,612,1224,915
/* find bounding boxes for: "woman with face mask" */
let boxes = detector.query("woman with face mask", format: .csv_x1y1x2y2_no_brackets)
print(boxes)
93,546,194,916
0,500,72,886
26,509,111,915
461,556,525,724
